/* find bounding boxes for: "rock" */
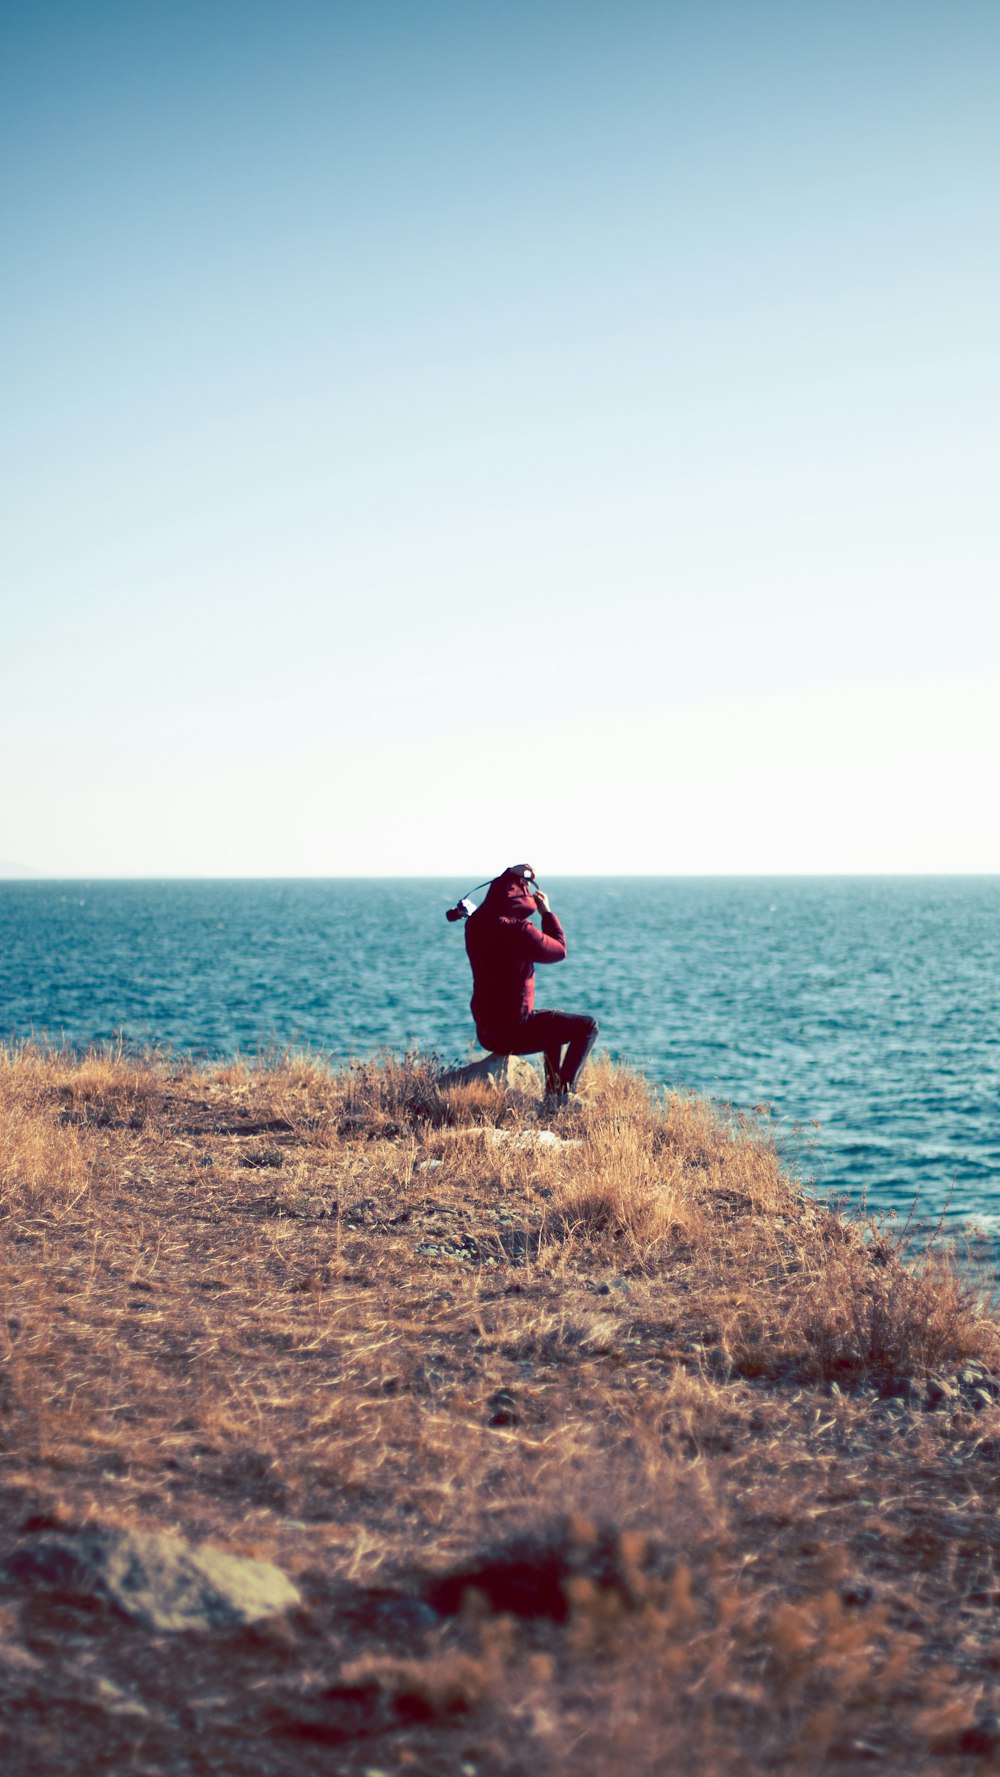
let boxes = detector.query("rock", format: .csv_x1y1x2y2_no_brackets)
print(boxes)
439,1054,541,1094
487,1389,520,1428
486,1127,581,1150
879,1376,918,1404
96,1677,152,1718
6,1524,301,1633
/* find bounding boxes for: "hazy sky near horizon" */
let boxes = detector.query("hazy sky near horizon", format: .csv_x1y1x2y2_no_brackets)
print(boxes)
3,0,998,876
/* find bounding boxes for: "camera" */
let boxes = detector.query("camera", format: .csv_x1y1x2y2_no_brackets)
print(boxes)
445,896,478,922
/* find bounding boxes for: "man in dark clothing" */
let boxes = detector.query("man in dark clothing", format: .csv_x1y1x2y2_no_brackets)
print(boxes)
464,865,598,1099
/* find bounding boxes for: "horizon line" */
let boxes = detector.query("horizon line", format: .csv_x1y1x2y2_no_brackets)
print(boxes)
3,871,1000,883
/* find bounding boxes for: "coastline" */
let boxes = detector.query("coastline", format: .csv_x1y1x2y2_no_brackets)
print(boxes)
3,875,998,1243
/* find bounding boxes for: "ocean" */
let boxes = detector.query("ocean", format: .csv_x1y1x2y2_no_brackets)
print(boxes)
1,877,997,1244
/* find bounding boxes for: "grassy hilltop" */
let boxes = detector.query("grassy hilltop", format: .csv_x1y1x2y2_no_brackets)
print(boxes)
1,1047,999,1776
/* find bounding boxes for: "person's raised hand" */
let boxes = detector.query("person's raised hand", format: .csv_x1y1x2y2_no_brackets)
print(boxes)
533,889,550,913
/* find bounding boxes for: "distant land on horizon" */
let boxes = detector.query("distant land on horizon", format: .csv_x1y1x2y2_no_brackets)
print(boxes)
0,861,40,879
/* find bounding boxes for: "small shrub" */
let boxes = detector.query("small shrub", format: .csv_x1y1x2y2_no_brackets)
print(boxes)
336,1051,447,1135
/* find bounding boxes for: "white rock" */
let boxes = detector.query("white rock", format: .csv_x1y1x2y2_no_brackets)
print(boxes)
439,1054,541,1094
7,1525,301,1633
486,1128,582,1151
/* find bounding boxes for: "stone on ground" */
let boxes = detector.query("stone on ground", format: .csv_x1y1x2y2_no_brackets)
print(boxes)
486,1127,581,1150
439,1053,541,1094
6,1523,301,1632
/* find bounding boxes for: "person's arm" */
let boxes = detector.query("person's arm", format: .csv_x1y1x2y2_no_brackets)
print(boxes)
521,890,566,962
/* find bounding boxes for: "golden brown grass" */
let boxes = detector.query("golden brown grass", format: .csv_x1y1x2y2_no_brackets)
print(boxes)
1,1045,999,1776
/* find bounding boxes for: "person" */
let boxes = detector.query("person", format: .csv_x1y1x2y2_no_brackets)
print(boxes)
462,864,598,1101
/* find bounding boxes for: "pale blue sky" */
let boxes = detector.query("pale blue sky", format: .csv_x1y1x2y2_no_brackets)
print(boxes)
3,0,998,874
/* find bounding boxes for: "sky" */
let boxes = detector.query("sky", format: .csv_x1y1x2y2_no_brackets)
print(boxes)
2,0,998,876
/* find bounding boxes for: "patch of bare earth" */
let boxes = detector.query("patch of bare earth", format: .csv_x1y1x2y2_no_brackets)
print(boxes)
2,1046,999,1775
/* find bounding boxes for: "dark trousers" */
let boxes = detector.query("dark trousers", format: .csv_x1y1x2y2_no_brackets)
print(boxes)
476,1010,598,1094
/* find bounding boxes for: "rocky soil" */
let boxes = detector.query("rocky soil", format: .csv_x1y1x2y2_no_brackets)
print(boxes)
2,1049,999,1775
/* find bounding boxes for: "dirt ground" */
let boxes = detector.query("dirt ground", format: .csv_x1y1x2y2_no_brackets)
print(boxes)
2,1049,999,1775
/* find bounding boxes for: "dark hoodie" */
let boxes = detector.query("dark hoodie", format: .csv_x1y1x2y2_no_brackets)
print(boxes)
464,871,567,1033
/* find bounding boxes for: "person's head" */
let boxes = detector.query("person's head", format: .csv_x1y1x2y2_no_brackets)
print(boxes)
484,864,538,918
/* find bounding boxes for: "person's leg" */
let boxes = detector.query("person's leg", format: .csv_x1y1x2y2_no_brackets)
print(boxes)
539,1029,565,1094
478,1011,598,1094
476,1013,562,1087
558,1014,599,1091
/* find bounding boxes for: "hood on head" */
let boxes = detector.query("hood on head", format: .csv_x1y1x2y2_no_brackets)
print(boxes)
482,867,537,919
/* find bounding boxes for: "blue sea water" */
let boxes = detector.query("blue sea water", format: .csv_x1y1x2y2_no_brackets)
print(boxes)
1,877,998,1242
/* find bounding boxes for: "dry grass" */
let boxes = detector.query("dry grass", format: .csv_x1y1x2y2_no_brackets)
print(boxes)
1,1045,999,1776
